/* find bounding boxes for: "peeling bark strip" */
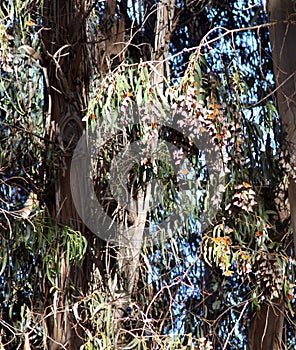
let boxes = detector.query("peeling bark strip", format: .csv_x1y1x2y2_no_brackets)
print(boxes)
268,0,296,257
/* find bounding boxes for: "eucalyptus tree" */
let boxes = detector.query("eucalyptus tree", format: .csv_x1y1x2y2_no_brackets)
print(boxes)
1,0,296,349
1,0,214,348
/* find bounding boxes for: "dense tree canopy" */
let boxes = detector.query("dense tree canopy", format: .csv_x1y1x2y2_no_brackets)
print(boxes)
0,0,295,349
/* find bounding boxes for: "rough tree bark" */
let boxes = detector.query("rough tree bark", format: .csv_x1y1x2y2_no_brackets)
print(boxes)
42,1,89,348
249,1,296,349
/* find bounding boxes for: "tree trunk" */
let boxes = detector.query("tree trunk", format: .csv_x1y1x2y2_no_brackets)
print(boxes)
249,1,296,348
249,301,285,350
41,0,173,348
152,0,175,87
42,1,89,348
268,0,296,257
